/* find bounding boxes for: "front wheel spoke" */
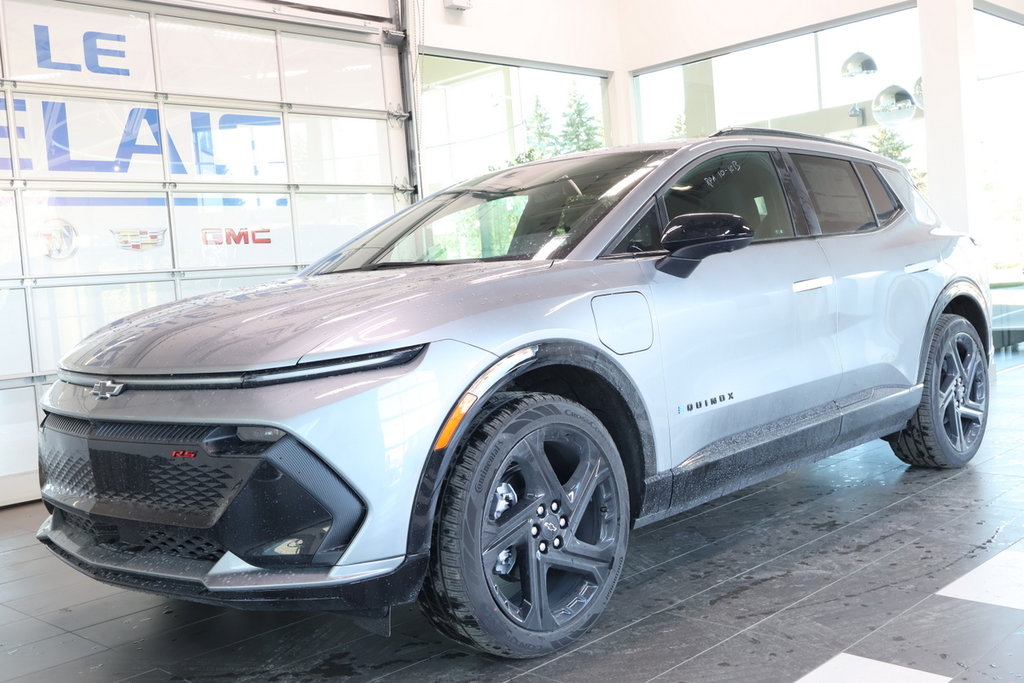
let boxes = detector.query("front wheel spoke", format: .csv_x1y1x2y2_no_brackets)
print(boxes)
547,537,615,583
959,403,985,425
949,406,966,450
563,455,606,516
481,506,534,561
947,340,967,379
513,431,563,496
522,552,556,630
962,346,981,388
938,382,957,413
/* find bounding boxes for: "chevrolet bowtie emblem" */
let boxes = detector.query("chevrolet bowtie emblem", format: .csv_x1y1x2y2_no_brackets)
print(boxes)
91,380,125,399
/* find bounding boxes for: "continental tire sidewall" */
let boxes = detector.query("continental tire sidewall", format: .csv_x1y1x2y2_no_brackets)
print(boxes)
452,395,629,657
923,316,988,468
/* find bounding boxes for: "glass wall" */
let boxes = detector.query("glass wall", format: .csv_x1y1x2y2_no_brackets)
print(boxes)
635,10,926,181
975,11,1024,351
419,56,606,193
0,0,406,504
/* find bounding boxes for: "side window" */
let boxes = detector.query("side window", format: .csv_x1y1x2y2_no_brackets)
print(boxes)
855,162,899,224
662,151,795,241
791,154,876,234
611,203,662,253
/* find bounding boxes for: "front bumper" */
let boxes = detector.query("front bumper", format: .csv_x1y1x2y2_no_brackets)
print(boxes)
36,339,498,611
38,513,427,612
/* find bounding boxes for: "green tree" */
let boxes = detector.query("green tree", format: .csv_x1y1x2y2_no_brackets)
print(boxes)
669,114,687,139
526,98,558,159
558,90,603,154
869,127,911,165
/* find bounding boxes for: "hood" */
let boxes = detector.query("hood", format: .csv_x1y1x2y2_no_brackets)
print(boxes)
61,261,553,375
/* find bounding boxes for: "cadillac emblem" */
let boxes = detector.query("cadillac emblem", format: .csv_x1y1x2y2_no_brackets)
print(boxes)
110,228,167,251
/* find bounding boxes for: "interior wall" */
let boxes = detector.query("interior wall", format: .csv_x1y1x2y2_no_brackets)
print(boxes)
417,0,623,73
616,0,910,73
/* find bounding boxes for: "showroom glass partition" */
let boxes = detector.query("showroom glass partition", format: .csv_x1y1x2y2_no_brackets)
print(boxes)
635,9,927,182
419,55,607,194
0,0,409,503
975,10,1024,350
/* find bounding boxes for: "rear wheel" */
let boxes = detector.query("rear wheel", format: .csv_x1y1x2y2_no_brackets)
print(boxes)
890,314,989,468
419,392,629,658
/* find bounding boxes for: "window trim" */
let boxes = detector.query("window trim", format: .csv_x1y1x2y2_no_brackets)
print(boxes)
853,161,904,228
601,145,812,258
782,149,904,238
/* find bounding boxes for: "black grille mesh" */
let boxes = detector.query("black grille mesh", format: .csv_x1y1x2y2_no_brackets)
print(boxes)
140,530,225,562
44,414,212,443
59,510,226,563
40,447,97,498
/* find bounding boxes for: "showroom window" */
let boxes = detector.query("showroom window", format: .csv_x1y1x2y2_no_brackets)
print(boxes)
0,0,408,504
634,9,927,184
975,10,1024,350
419,55,607,193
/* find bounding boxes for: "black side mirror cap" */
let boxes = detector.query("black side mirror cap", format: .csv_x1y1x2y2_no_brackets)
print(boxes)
656,213,754,278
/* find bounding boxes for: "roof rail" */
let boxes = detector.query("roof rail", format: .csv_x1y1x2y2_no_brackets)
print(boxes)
710,127,868,151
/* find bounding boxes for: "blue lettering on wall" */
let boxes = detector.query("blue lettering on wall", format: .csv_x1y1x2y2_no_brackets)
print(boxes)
0,98,32,170
115,108,186,174
43,101,116,171
83,32,130,76
34,25,81,71
32,99,283,176
34,24,129,76
189,113,226,175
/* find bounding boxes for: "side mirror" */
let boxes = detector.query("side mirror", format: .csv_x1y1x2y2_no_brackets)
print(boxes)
656,213,753,278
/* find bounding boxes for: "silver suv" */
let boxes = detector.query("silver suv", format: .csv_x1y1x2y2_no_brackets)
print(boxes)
37,129,992,658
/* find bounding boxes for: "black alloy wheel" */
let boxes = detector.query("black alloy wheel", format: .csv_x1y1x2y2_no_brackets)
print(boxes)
891,314,989,468
420,392,629,658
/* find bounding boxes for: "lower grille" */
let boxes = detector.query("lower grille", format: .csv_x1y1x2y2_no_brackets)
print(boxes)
59,509,227,563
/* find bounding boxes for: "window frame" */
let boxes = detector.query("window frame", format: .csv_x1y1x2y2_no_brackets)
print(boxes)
600,145,812,258
781,149,905,237
854,161,903,228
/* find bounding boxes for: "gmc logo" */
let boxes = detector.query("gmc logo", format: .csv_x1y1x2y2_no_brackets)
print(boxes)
201,228,271,245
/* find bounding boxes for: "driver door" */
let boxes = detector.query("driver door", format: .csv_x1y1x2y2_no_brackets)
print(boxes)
635,149,843,468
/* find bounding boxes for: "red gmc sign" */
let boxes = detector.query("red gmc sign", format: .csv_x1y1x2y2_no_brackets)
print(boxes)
201,228,271,245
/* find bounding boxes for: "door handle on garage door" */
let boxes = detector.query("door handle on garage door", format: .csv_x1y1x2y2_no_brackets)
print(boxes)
792,276,834,293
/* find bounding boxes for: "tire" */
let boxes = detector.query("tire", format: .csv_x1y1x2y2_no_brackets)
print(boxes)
419,392,630,658
890,314,989,468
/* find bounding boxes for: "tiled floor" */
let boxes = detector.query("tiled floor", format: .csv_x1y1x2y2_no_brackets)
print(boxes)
2,352,1023,682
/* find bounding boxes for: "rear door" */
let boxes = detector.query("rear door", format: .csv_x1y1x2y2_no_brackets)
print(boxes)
785,152,943,400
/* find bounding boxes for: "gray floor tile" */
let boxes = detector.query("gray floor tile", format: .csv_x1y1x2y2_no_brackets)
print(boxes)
0,632,106,680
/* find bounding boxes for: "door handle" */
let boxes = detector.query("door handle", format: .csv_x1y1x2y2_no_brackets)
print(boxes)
792,276,834,293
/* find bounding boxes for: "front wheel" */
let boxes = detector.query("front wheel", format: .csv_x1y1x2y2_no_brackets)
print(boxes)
890,314,989,468
419,393,630,658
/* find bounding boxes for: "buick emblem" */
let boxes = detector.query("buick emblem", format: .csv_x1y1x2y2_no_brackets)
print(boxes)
42,219,78,259
91,380,125,399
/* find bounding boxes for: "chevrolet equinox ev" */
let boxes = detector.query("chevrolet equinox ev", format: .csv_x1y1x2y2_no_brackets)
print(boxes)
37,128,992,658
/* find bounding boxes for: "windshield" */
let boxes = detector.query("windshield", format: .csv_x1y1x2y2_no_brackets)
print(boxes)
308,149,673,273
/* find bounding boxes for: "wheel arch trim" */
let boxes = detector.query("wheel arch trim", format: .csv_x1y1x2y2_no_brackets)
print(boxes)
405,339,656,557
918,277,992,384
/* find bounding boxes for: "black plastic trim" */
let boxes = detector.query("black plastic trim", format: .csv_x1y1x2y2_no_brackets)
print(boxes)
918,278,993,383
710,127,869,151
405,340,657,556
40,534,429,613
